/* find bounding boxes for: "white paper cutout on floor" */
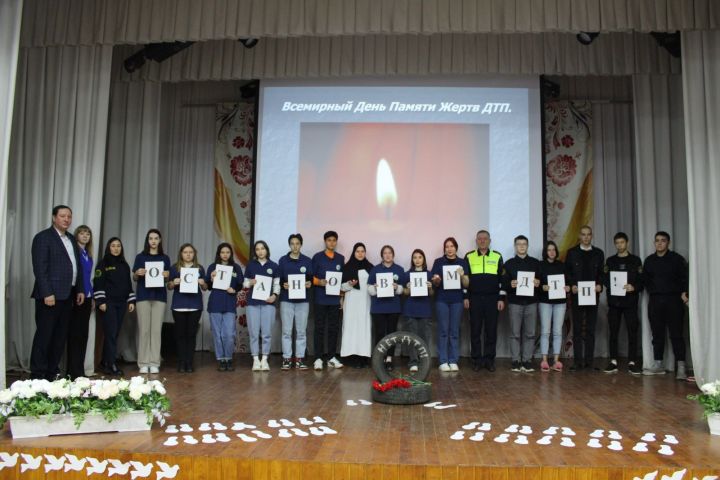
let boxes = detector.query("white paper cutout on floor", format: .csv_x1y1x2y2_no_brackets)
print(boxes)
183,435,198,445
107,459,131,476
278,429,292,438
633,442,649,453
299,417,314,426
664,434,679,445
358,399,373,405
519,425,532,435
129,460,153,479
346,400,358,406
493,434,509,443
199,423,212,431
291,428,309,437
202,434,217,444
634,472,658,480
505,424,519,433
590,429,604,438
514,435,529,445
450,431,465,440
607,440,623,451
560,437,575,447
179,424,193,432
86,458,109,476
320,426,337,435
469,432,484,442
561,427,576,436
280,418,295,427
608,430,622,440
20,453,42,473
216,433,231,443
309,427,325,436
252,430,272,439
0,452,19,470
479,422,492,431
237,433,257,443
232,422,248,431
165,424,178,434
213,422,227,431
423,401,441,407
641,432,656,442
662,470,687,480
43,454,65,473
268,419,281,428
64,454,86,472
313,416,327,423
163,436,179,447
156,461,181,480
463,422,480,430
434,404,457,410
587,438,602,448
543,426,559,435
658,444,674,456
537,435,553,445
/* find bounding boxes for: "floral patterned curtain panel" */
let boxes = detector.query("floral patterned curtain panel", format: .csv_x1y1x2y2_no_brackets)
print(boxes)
544,101,593,260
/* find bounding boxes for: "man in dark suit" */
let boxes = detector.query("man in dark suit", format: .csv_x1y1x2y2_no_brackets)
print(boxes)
30,205,85,380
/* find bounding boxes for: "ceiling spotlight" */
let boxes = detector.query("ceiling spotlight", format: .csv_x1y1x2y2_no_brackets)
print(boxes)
123,41,194,73
576,32,600,45
650,31,681,58
239,38,259,49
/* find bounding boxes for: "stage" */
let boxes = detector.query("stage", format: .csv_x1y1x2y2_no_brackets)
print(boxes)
1,354,719,479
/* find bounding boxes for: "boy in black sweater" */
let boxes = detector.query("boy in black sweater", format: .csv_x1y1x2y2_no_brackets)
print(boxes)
642,231,689,379
602,232,643,375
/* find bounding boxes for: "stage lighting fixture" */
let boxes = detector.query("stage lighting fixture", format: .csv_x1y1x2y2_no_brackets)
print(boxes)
239,38,259,49
541,78,560,99
122,41,195,73
650,31,681,58
576,32,600,45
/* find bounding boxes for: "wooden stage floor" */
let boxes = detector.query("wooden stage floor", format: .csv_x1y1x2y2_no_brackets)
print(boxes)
1,353,719,479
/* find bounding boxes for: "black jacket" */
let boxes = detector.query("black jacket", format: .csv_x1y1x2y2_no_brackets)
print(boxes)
603,253,643,307
93,259,136,307
565,244,605,297
502,255,541,305
643,250,688,296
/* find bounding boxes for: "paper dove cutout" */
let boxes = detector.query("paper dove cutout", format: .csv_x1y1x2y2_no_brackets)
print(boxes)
108,459,131,477
212,422,227,430
493,434,509,443
298,417,314,426
608,430,622,440
237,433,258,442
561,427,576,436
85,457,108,475
633,471,658,480
479,423,492,431
560,437,575,447
202,434,217,444
505,424,519,433
279,419,295,427
589,429,604,438
641,433,656,442
198,423,212,431
469,432,484,442
129,460,153,479
165,424,178,434
633,442,649,453
435,404,457,409
663,435,679,445
514,435,529,445
463,422,480,430
423,402,441,407
313,416,327,423
268,419,281,428
358,399,373,405
536,435,553,445
319,426,337,435
346,400,358,406
163,436,179,447
155,461,181,480
252,430,272,439
182,435,198,445
278,429,293,438
215,433,231,443
43,454,66,473
63,454,86,472
661,469,686,480
450,431,465,440
658,444,675,456
20,453,42,473
0,452,19,469
519,426,532,435
587,438,602,448
292,428,309,437
607,440,623,451
309,427,325,436
543,426,559,435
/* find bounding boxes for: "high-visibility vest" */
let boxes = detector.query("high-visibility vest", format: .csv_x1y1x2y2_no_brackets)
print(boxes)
466,250,502,275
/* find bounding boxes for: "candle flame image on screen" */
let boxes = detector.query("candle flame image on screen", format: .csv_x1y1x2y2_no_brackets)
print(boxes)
376,158,398,219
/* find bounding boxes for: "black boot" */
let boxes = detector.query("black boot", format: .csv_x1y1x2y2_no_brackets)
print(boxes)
218,360,227,371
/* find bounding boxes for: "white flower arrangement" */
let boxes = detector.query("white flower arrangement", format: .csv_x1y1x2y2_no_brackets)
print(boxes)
688,380,720,418
0,377,170,429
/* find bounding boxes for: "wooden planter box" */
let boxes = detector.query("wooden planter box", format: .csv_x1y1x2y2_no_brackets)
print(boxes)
8,410,151,439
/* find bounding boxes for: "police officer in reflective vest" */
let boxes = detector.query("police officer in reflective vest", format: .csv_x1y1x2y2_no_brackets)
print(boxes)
464,230,505,372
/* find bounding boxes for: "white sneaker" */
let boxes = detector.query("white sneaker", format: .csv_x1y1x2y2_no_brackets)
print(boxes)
252,357,262,371
139,366,149,374
449,363,459,372
409,365,419,373
439,363,450,372
149,366,160,374
327,357,344,369
313,358,323,370
260,357,270,371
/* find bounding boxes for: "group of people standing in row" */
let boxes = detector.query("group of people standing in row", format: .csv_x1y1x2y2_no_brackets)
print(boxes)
30,205,689,381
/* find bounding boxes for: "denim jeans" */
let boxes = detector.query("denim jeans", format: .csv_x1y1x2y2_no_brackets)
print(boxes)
246,304,276,356
210,311,237,360
280,301,309,359
539,302,566,356
435,301,463,364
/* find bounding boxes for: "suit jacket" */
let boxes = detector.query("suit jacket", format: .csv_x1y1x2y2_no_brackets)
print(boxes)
31,227,84,301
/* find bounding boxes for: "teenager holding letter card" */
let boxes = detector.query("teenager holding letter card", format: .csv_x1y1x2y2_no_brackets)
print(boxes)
132,229,171,374
539,241,569,372
403,249,433,373
311,231,345,370
243,240,280,371
340,242,373,368
206,243,243,372
168,244,207,373
431,237,469,372
368,245,405,371
278,234,313,370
